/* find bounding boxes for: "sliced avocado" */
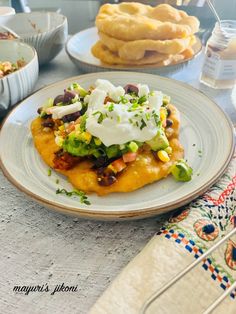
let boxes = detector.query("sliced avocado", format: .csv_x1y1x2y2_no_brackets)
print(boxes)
171,159,193,182
63,133,90,156
146,128,169,151
105,145,120,159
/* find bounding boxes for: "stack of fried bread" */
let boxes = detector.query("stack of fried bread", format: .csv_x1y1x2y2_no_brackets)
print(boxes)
92,2,200,66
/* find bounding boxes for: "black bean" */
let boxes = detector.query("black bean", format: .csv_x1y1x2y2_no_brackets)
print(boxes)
93,156,108,169
63,90,77,103
98,175,117,186
42,118,54,128
166,119,173,127
53,95,64,105
167,108,171,117
97,167,117,186
37,107,43,114
124,84,139,95
62,111,81,123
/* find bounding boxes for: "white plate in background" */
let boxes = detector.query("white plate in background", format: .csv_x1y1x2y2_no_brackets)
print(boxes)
66,27,202,76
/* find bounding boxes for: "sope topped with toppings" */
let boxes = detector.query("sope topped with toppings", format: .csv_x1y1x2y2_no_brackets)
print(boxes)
34,79,192,189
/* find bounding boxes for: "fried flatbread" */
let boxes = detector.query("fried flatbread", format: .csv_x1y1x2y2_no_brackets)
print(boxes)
98,31,195,60
31,104,184,196
96,3,200,41
91,41,194,66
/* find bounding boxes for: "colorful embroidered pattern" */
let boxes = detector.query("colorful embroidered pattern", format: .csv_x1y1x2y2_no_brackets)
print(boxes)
225,240,236,270
157,227,236,299
194,219,219,241
156,227,204,259
169,208,190,223
190,176,236,232
204,175,236,206
202,258,235,299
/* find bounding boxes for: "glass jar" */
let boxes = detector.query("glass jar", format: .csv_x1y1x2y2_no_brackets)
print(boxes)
200,20,236,89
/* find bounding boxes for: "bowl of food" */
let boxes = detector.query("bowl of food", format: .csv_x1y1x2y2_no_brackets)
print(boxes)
0,40,38,117
0,12,68,65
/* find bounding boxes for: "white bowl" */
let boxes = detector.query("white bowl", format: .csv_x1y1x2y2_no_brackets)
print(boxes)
0,6,15,16
0,40,38,116
0,12,68,65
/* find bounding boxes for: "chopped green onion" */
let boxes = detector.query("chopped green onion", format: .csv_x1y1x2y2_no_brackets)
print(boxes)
56,188,90,205
108,103,114,112
138,95,147,104
145,113,150,121
140,119,147,130
128,141,139,152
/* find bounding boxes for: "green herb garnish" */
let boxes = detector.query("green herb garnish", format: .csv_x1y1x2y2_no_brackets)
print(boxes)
145,113,150,121
108,103,114,112
120,96,128,104
140,119,147,130
48,169,52,176
138,95,147,104
56,188,90,205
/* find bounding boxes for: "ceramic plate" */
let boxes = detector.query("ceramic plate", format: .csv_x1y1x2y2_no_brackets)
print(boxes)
66,27,202,75
0,72,234,220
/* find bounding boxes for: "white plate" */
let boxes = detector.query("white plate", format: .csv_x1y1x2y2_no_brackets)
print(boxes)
0,72,234,220
66,27,202,75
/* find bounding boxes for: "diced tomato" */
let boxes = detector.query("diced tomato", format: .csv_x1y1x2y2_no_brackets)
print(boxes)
122,152,137,163
53,150,81,170
74,117,81,124
111,158,127,173
67,122,75,132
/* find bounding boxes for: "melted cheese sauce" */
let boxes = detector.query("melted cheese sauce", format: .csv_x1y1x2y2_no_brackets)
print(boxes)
31,104,184,196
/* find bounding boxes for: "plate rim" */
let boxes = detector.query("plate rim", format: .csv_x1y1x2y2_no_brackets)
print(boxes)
0,72,235,220
65,27,203,71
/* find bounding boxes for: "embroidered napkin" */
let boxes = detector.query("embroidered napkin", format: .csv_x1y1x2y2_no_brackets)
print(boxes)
90,154,236,314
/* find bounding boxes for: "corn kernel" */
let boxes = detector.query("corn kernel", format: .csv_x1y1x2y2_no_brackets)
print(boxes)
81,131,92,144
107,164,117,174
157,150,170,162
160,108,167,121
94,137,102,146
59,125,65,131
165,146,172,155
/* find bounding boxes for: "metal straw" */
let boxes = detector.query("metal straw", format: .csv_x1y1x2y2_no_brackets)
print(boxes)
140,227,236,314
203,280,236,314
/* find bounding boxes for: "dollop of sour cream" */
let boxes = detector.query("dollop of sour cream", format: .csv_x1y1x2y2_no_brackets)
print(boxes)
85,80,163,146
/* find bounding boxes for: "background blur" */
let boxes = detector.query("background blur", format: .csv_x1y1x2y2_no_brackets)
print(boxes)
0,0,234,34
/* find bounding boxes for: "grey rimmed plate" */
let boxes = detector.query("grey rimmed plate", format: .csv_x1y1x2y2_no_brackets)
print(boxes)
66,27,202,75
0,72,234,220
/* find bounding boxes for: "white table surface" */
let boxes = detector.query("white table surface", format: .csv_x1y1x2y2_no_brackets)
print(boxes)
0,47,236,314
